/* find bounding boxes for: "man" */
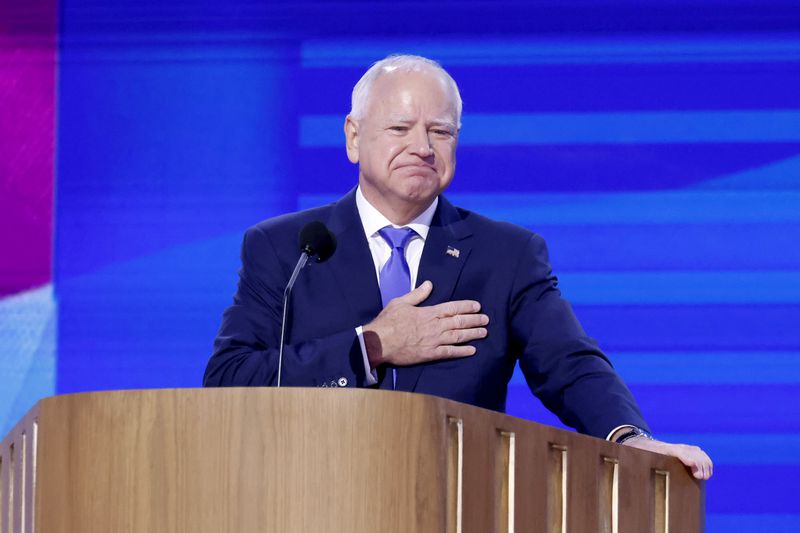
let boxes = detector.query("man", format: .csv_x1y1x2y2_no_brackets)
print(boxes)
204,54,712,480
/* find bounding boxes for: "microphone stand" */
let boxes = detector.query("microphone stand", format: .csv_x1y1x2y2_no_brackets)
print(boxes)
277,252,309,387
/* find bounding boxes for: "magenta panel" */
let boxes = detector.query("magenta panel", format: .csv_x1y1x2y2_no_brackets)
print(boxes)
0,0,57,297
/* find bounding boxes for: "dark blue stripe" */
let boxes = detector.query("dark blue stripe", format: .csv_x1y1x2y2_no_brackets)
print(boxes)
630,384,800,433
576,304,800,351
298,191,800,225
507,383,800,433
300,111,800,146
657,433,800,465
559,271,800,305
453,145,800,193
706,466,800,514
295,144,800,193
301,38,800,67
450,63,800,114
511,352,800,385
508,386,800,466
298,62,800,115
537,223,800,271
707,514,800,533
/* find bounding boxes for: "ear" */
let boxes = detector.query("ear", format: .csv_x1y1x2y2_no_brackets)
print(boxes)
344,116,360,164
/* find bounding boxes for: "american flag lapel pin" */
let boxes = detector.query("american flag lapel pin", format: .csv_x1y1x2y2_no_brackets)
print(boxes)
446,246,460,259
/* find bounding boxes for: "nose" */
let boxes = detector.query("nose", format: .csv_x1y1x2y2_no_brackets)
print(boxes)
408,126,433,158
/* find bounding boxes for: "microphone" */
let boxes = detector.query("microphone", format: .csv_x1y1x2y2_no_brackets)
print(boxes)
298,221,337,262
277,221,337,387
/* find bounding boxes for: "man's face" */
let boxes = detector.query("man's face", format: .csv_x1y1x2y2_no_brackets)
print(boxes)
345,69,459,218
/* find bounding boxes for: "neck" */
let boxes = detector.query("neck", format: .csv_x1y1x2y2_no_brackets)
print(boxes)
359,185,433,226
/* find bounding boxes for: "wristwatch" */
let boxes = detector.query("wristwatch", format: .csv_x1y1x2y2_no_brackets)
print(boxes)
615,426,655,444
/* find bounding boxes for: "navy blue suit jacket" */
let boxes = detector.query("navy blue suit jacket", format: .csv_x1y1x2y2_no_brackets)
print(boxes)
204,189,648,438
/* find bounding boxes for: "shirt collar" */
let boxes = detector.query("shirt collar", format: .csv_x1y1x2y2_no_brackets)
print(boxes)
355,186,437,241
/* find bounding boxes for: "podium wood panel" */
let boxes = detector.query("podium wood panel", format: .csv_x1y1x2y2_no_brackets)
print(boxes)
0,388,704,533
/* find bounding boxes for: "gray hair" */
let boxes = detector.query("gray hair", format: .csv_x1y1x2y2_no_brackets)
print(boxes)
349,54,462,128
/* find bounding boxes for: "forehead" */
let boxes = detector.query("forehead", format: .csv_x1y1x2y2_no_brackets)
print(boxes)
367,69,457,120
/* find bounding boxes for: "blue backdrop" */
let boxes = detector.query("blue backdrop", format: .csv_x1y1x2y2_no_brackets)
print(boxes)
4,1,800,530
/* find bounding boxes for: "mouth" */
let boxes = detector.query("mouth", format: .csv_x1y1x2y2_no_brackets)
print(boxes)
395,163,436,172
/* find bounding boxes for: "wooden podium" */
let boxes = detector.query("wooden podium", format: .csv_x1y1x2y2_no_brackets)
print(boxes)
0,389,703,532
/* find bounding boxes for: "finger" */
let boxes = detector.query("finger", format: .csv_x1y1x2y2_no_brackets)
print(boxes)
397,280,433,306
687,459,705,480
694,464,705,480
441,327,488,345
691,449,711,480
439,313,489,331
701,457,712,480
432,344,477,359
433,299,481,317
685,452,711,480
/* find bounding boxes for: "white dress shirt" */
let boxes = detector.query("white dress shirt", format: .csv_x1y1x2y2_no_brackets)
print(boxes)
354,186,438,385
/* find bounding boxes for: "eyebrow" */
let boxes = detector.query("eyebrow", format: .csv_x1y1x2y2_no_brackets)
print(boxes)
387,116,457,129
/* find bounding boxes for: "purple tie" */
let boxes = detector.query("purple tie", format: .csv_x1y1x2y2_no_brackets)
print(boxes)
378,226,417,307
377,226,416,389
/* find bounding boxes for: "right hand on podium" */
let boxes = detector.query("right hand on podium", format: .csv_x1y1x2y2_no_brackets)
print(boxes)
362,280,489,369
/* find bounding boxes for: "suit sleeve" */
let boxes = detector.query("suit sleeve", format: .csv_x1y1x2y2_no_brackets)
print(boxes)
203,225,370,388
510,233,650,438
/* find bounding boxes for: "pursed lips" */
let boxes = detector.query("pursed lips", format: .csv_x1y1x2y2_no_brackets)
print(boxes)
394,162,436,171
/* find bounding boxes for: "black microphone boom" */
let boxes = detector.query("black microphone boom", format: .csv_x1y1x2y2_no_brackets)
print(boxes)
277,221,337,386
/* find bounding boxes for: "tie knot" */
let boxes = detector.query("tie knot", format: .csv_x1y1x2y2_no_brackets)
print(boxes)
378,226,416,250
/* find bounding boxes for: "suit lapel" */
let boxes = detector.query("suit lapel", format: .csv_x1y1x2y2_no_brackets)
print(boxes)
397,195,473,392
325,189,384,325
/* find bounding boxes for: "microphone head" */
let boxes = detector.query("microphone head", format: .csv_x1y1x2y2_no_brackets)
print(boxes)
298,221,337,263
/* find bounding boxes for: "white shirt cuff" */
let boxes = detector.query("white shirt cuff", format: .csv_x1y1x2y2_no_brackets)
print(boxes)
355,326,378,386
606,424,637,441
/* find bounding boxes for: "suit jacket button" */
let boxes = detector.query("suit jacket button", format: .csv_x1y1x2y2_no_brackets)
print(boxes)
338,377,348,387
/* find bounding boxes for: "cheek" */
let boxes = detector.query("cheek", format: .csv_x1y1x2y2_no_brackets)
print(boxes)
385,143,406,164
436,144,457,170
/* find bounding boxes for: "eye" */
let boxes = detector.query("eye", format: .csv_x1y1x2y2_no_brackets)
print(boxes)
388,126,408,132
432,129,453,137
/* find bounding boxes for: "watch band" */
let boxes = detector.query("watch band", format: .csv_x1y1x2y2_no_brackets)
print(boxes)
615,426,655,444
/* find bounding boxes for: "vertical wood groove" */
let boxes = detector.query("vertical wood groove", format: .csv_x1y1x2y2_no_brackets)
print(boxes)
600,457,619,533
8,443,14,533
497,431,516,533
654,469,670,533
30,421,37,533
1,449,4,533
20,434,26,533
548,444,568,533
447,416,463,533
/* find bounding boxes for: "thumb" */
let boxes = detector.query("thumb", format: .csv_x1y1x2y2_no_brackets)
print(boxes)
397,280,433,306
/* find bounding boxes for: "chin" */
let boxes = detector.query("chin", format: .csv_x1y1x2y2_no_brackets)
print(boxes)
404,174,445,193
399,184,440,204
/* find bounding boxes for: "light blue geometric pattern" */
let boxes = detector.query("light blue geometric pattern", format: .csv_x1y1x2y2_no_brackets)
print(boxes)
692,154,800,190
0,284,57,436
